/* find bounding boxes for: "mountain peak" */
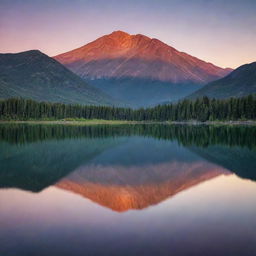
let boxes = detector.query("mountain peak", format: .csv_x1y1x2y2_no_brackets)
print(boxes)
107,31,131,41
55,31,232,84
54,31,233,106
110,30,130,37
1,49,44,57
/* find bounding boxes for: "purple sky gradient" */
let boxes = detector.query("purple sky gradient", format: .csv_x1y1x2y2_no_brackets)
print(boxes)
0,0,256,68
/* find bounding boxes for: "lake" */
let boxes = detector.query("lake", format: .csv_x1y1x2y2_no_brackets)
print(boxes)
0,124,256,256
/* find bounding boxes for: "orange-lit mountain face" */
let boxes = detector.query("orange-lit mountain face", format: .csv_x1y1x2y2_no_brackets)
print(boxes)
54,31,231,84
54,31,232,107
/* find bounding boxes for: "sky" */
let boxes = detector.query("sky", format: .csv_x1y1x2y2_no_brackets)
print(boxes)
0,0,256,69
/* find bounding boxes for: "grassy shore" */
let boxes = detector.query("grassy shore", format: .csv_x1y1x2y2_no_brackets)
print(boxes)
0,119,256,126
168,120,256,126
0,119,146,126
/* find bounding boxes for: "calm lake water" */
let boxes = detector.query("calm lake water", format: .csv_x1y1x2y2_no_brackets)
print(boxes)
0,124,256,256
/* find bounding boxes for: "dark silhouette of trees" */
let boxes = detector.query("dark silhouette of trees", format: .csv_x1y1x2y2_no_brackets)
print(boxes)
0,95,255,121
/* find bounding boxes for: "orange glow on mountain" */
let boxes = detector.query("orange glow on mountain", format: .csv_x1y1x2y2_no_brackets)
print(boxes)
54,31,232,84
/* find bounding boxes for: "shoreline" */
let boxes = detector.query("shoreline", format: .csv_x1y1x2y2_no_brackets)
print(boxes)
0,119,141,126
168,120,256,126
0,119,256,126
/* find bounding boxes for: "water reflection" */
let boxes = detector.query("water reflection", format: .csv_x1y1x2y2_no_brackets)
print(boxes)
1,124,256,256
55,135,231,211
0,124,255,197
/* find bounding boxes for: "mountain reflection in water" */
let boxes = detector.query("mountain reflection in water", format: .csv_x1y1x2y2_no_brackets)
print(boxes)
57,161,228,212
0,124,255,212
1,124,256,256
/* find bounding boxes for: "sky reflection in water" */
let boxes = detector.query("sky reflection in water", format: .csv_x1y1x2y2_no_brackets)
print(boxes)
0,124,256,256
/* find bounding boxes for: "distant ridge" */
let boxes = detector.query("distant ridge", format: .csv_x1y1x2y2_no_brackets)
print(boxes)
0,50,116,105
187,62,256,99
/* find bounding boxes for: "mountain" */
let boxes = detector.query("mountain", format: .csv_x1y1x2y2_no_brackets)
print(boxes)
188,62,256,99
54,31,232,107
0,50,116,105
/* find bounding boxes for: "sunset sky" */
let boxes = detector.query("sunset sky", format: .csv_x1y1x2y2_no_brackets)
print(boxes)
0,0,256,68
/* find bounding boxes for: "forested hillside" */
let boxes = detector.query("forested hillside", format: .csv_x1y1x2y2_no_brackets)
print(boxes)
188,62,256,99
0,50,116,106
1,95,255,122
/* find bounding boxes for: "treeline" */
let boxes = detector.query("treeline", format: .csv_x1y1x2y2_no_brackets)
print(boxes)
0,95,256,121
1,123,256,149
